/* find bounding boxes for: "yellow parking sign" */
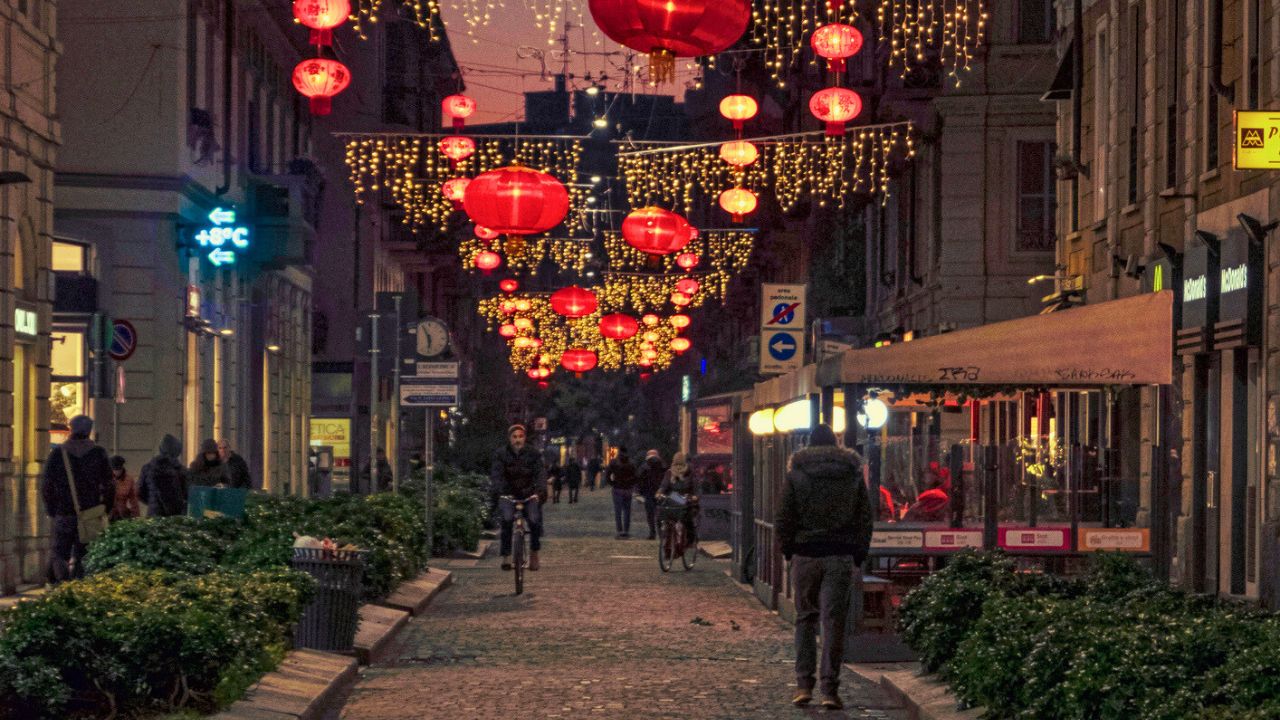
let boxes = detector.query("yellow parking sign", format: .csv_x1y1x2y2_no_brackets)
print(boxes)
1234,111,1280,169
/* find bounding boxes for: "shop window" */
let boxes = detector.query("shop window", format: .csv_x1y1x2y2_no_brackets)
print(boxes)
51,330,87,436
1016,141,1057,252
52,240,88,274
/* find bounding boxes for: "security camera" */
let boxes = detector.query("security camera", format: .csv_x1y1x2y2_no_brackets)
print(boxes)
1237,213,1279,246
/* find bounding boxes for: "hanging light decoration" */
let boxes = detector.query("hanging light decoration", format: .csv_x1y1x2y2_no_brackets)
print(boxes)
515,299,532,312
642,313,661,326
475,225,500,241
441,177,470,208
719,94,759,130
293,58,351,116
809,87,863,136
443,94,477,130
499,279,519,293
499,323,518,338
621,206,694,256
549,285,599,318
675,278,700,295
463,165,570,237
439,135,477,166
670,292,693,307
293,0,350,46
643,330,661,343
500,300,518,314
676,252,700,270
719,140,759,169
588,0,752,83
671,337,692,353
514,317,533,330
719,187,758,222
599,313,640,340
811,22,864,73
670,313,691,330
474,250,502,273
561,348,599,373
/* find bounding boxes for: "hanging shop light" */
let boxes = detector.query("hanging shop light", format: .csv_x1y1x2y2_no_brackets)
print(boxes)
749,407,776,436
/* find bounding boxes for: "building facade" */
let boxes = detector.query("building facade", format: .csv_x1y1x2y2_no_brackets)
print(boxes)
0,0,56,593
55,0,316,496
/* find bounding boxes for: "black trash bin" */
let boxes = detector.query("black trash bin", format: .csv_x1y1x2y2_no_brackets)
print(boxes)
290,547,367,652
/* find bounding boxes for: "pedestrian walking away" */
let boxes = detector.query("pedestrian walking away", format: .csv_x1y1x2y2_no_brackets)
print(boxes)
548,455,564,504
139,434,190,518
587,456,602,492
109,455,140,522
637,449,666,540
775,423,873,711
605,447,638,538
217,439,253,489
359,447,394,494
40,415,113,583
565,456,582,504
189,439,227,487
491,424,545,571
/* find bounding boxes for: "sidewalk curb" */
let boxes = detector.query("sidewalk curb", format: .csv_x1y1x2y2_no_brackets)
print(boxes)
449,539,493,560
846,662,984,720
378,567,453,616
215,649,357,720
350,568,453,664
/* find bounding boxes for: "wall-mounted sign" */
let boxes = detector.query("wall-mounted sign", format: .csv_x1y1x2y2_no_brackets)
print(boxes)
195,207,250,267
1217,229,1263,344
923,529,984,551
1233,110,1280,170
1080,528,1150,552
401,377,458,407
108,319,138,362
1180,237,1219,330
14,307,37,340
998,527,1071,551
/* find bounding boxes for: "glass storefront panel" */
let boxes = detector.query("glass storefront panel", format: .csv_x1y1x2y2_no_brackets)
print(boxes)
50,330,87,437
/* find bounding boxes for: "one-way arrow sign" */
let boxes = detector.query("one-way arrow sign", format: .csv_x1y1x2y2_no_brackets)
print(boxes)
208,248,236,266
208,207,236,226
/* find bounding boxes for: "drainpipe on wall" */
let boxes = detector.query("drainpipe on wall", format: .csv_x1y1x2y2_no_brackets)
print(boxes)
215,0,235,197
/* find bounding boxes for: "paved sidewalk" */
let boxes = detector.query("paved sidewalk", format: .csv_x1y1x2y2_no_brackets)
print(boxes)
335,490,906,720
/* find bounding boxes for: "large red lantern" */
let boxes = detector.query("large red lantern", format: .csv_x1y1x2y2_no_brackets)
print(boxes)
675,252,700,270
443,94,476,130
293,58,351,116
439,136,476,166
561,348,599,373
719,94,759,130
809,87,863,136
719,187,758,222
474,250,502,273
675,278,700,295
441,177,470,208
600,313,640,340
811,23,864,73
588,0,751,83
550,285,599,318
622,207,694,256
463,165,570,236
293,0,350,46
719,140,759,168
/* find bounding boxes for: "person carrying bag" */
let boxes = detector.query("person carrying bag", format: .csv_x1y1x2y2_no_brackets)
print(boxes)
41,415,113,583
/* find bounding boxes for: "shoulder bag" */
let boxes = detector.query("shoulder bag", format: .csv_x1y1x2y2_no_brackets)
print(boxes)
64,447,109,544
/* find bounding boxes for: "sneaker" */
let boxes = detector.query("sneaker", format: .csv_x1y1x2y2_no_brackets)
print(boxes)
792,688,812,706
819,694,843,710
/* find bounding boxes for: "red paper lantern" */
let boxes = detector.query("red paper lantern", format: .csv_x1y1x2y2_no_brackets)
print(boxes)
676,252,700,270
293,58,351,116
719,94,759,130
811,23,864,73
670,291,692,307
550,285,599,318
720,140,759,168
527,368,542,380
642,348,660,360
599,313,640,340
809,86,863,136
621,206,694,256
500,300,518,314
719,187,758,222
670,313,691,329
561,348,598,373
643,330,661,343
293,0,350,45
443,94,476,130
463,165,570,236
441,177,470,207
675,278,700,295
499,279,519,293
515,299,532,312
514,317,533,330
475,225,500,241
499,323,518,338
642,313,661,326
639,357,654,367
474,250,502,273
588,0,751,83
439,135,476,165
670,337,692,353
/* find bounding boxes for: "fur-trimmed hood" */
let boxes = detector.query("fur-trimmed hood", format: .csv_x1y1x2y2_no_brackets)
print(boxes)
789,445,861,475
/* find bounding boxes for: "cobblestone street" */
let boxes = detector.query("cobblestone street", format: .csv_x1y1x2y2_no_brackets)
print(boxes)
336,490,907,720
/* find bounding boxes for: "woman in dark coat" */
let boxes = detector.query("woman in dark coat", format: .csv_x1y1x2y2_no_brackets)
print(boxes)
138,434,190,517
188,438,227,487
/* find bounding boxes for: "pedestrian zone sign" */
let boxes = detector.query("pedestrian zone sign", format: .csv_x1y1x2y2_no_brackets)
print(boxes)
760,284,806,375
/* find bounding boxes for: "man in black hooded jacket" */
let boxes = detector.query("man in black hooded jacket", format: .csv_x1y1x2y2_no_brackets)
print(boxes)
41,415,113,582
775,423,873,711
491,424,545,571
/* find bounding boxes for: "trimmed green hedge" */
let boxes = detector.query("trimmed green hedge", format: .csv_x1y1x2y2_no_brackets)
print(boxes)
400,466,490,556
899,551,1278,720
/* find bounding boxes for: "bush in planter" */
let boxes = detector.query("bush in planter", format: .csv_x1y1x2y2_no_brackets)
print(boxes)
0,567,312,719
947,593,1067,717
82,515,242,575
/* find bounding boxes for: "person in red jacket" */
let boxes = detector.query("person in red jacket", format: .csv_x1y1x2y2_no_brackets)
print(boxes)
903,463,951,522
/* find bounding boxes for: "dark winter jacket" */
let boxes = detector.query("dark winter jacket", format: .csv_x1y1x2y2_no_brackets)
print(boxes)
637,456,666,496
565,460,582,487
224,451,252,489
775,445,873,564
490,444,545,500
139,434,190,517
659,470,697,497
359,456,394,493
188,440,227,487
41,436,113,518
605,455,638,491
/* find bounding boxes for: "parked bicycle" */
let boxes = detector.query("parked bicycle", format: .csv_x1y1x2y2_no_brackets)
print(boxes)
656,493,699,572
499,494,539,594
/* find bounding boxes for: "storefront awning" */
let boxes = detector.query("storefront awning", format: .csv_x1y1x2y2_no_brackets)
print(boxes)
754,363,818,407
823,291,1173,388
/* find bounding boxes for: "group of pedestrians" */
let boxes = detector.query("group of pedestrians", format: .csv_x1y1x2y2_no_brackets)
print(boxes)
40,415,253,583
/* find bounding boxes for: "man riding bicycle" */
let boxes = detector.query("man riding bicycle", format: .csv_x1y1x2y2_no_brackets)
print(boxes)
657,452,698,544
491,424,545,571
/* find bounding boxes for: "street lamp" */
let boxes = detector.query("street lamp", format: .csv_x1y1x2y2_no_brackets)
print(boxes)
592,117,608,129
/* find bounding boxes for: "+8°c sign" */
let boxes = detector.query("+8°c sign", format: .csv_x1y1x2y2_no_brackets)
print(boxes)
194,207,250,267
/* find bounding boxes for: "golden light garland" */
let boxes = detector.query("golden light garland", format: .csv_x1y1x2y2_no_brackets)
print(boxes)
352,0,439,40
459,237,592,275
751,0,857,85
619,124,916,215
602,230,755,301
876,0,987,84
343,135,588,232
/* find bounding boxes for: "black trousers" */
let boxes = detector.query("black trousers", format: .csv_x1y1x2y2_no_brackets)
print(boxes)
50,516,86,584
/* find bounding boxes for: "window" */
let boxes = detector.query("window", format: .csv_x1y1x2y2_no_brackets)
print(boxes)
51,330,87,435
1245,0,1262,109
1017,0,1054,44
1205,0,1222,169
1017,141,1057,252
1093,23,1110,221
1128,6,1142,205
1165,0,1180,188
52,240,88,274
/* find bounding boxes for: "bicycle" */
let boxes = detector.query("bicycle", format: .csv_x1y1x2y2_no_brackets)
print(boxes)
656,494,699,572
500,494,538,594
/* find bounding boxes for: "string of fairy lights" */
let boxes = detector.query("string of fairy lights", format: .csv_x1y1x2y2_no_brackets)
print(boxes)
618,123,916,216
876,0,988,83
751,0,859,84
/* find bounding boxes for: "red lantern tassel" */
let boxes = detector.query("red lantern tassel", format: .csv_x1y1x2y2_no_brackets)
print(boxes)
828,58,847,74
825,121,844,137
310,97,332,116
732,213,744,223
453,117,465,131
310,28,333,46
